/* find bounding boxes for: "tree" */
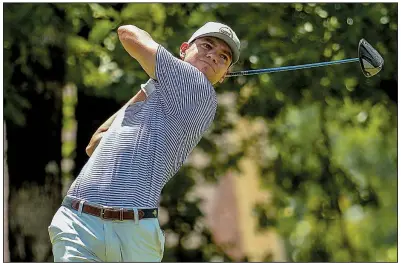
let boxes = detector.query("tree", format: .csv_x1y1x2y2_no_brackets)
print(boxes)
204,3,397,261
4,3,397,262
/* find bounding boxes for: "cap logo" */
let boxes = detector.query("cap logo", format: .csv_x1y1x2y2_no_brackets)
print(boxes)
219,27,233,39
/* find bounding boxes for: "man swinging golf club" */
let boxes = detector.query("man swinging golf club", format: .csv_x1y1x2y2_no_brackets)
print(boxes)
48,21,241,262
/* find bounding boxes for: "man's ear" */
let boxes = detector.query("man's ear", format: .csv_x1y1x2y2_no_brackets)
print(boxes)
179,42,190,59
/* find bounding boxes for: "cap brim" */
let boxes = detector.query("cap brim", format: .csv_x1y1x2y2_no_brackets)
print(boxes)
190,32,240,64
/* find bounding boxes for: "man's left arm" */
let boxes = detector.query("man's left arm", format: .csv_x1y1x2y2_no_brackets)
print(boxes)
85,89,147,157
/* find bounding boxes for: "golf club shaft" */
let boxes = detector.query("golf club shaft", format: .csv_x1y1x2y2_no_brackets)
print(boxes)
226,57,359,77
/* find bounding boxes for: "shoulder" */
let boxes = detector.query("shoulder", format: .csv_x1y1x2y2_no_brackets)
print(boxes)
155,45,211,85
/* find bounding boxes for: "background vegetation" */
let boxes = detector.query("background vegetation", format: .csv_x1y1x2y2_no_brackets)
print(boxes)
4,3,397,262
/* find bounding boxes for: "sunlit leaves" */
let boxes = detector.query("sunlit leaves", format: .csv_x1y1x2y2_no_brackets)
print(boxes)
67,36,93,55
89,20,114,44
120,3,166,29
4,3,397,262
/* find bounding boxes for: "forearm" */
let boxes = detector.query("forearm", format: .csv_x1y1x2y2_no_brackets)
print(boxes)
118,25,158,79
118,25,153,52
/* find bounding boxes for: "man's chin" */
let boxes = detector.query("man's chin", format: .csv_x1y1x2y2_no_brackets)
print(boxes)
198,66,213,76
192,65,215,83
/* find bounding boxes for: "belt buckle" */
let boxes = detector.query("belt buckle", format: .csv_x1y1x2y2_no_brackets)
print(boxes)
138,210,145,220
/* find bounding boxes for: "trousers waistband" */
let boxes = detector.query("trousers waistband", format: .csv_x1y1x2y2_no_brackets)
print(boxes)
62,196,158,221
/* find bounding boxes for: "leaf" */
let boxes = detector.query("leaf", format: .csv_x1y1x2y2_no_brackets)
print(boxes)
88,20,114,44
67,36,93,55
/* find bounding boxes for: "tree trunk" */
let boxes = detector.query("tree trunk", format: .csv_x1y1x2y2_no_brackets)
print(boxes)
4,121,10,262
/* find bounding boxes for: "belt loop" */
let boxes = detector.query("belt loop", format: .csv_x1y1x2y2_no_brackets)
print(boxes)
119,208,124,221
78,200,85,215
100,208,105,219
133,208,139,225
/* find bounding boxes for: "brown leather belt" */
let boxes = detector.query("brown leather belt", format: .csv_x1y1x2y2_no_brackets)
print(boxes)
62,196,158,221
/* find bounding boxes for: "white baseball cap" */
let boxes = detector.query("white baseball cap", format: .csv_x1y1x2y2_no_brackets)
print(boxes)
188,22,241,64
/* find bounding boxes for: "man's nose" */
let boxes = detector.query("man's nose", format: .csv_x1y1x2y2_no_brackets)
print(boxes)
206,52,218,64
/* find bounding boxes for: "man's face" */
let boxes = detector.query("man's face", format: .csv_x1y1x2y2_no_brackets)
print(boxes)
179,37,233,85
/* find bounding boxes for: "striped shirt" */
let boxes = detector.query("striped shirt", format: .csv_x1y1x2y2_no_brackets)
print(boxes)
67,45,217,208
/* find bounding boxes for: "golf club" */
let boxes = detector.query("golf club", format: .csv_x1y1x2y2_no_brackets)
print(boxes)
226,39,384,78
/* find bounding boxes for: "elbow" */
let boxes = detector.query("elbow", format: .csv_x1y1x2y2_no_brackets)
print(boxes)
118,25,138,42
85,145,93,157
117,25,127,36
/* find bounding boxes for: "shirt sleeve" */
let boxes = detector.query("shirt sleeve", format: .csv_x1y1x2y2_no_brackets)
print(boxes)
183,90,217,137
154,45,215,118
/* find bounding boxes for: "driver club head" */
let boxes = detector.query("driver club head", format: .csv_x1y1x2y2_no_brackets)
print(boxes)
358,39,384,78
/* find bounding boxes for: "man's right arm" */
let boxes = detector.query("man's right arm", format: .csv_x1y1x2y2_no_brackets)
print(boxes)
86,25,156,157
118,25,213,120
117,25,159,79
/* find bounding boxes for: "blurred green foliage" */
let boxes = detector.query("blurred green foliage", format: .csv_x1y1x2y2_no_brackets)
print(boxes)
4,3,397,262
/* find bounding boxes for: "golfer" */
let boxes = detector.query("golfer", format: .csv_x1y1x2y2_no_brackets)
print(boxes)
48,21,240,262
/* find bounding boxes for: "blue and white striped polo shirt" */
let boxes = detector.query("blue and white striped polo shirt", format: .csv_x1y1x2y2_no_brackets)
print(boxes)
67,45,217,208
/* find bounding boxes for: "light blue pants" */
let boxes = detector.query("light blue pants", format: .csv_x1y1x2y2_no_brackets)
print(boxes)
48,206,165,262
